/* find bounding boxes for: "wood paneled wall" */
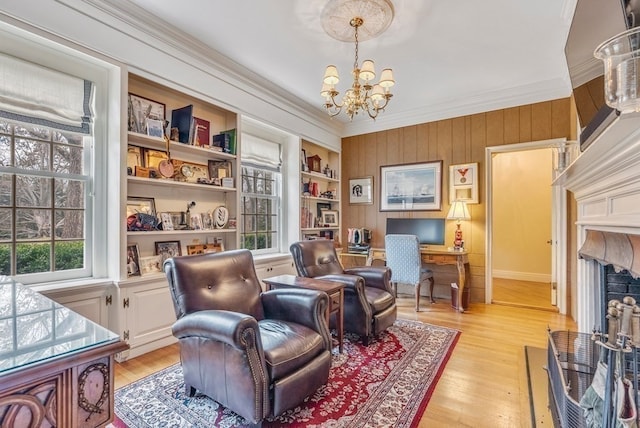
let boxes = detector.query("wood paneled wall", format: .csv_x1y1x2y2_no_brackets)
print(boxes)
341,98,573,303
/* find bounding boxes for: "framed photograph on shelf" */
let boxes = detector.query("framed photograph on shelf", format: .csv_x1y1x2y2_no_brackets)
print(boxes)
186,243,224,255
126,196,156,217
349,176,373,205
208,160,232,179
159,212,174,231
155,240,182,263
126,244,141,277
189,213,203,230
139,255,162,275
128,93,165,135
316,202,332,219
126,145,143,175
146,118,164,138
167,211,188,230
321,210,339,227
449,162,479,204
380,161,442,211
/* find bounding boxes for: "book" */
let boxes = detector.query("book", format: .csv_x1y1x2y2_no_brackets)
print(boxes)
170,104,193,144
212,133,229,152
192,117,210,147
223,128,237,155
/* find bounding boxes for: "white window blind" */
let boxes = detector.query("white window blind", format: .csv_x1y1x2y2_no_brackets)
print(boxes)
242,133,282,170
0,53,94,134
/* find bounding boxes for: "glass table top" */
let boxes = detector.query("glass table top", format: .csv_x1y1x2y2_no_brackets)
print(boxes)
0,277,121,375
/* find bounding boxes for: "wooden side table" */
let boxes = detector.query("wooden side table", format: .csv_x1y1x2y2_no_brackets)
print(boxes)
263,274,345,353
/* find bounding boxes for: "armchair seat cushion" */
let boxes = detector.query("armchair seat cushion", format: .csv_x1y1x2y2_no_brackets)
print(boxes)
365,287,396,313
260,320,326,380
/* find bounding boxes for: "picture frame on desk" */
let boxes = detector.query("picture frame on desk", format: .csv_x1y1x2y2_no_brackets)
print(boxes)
349,176,373,205
449,162,479,204
128,93,165,135
380,161,442,211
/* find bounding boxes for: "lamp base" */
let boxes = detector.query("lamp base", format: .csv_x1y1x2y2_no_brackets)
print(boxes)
453,223,464,250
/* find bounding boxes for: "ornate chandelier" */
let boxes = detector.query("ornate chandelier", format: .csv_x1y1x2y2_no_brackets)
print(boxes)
320,0,395,121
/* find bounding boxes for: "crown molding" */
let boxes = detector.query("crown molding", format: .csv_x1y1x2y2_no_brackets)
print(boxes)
56,0,343,138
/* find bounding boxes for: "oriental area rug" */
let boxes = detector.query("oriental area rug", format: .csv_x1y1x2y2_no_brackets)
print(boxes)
112,319,460,427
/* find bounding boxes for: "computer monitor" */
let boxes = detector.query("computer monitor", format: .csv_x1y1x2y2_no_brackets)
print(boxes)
386,218,445,246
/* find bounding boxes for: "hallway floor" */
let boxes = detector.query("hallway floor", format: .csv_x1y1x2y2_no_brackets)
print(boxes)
492,277,557,312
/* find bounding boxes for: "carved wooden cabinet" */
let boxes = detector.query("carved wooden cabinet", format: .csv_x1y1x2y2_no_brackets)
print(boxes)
0,279,128,427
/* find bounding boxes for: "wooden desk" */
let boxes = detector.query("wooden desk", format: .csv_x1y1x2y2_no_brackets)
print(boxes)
263,274,345,353
0,279,128,427
366,247,471,313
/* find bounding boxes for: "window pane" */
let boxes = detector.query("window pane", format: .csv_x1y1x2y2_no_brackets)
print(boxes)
55,240,83,271
53,131,83,146
14,138,50,171
16,242,51,274
0,209,12,241
0,174,11,206
16,176,51,208
55,210,84,239
16,209,51,239
242,234,256,250
55,179,84,209
244,214,255,231
0,243,10,275
0,122,12,133
242,197,255,214
0,135,10,167
15,125,50,140
53,143,83,174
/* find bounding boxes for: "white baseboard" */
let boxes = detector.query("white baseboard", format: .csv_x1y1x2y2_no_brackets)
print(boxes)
492,270,551,283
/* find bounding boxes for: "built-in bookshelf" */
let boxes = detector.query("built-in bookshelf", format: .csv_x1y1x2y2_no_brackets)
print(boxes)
300,139,341,245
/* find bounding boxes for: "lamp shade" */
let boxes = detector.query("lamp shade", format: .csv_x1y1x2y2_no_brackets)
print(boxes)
323,65,340,85
379,68,395,88
446,200,471,221
359,60,376,82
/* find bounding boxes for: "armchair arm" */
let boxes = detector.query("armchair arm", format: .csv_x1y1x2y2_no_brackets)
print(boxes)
172,310,261,351
315,273,365,294
344,266,393,293
261,288,331,350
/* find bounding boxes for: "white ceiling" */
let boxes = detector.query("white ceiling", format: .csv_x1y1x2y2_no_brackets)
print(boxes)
127,0,577,136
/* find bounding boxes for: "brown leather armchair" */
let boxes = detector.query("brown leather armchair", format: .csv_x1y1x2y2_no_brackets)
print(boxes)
163,249,332,426
289,240,396,345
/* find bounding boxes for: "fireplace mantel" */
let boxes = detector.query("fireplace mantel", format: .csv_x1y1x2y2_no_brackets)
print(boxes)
556,111,640,332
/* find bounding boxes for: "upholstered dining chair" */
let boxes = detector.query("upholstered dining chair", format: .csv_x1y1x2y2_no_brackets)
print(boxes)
384,234,435,311
163,249,332,426
289,239,396,345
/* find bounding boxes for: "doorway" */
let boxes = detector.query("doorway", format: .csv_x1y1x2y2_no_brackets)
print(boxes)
485,139,568,313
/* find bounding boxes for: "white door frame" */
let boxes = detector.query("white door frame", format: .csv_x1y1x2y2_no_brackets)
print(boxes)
485,138,568,314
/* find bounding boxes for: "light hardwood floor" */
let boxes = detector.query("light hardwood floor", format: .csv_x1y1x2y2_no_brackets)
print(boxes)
492,277,557,312
114,295,576,427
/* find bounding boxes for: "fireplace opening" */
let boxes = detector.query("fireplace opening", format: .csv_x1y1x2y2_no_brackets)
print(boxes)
548,263,640,427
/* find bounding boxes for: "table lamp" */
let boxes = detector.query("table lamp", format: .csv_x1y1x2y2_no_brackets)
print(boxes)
446,200,471,250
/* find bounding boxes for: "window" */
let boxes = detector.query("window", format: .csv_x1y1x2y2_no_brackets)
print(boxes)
0,122,90,279
0,25,113,285
240,134,282,254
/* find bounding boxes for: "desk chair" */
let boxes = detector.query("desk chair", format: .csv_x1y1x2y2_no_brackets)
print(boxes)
384,234,435,311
